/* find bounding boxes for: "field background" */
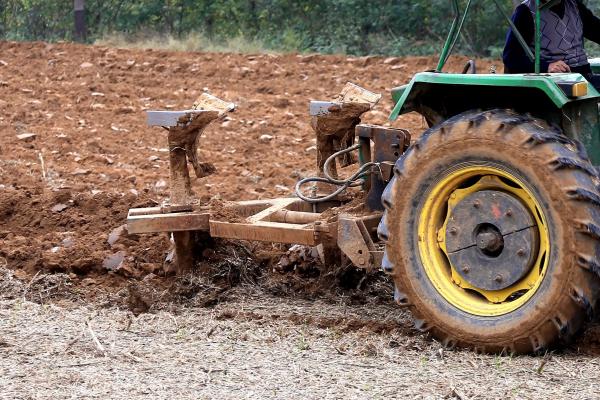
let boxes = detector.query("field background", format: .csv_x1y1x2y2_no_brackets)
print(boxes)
2,1,600,399
2,1,600,57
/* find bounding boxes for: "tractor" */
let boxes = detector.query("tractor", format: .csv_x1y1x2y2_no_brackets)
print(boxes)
127,0,600,354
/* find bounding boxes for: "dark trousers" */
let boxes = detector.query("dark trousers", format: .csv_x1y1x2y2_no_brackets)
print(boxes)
586,74,600,91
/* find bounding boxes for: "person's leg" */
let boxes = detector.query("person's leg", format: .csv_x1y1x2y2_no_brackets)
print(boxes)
587,74,600,91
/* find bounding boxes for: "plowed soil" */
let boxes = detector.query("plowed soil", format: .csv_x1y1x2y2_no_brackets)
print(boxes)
2,41,600,399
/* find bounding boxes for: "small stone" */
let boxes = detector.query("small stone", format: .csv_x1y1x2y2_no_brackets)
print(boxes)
110,124,123,132
80,62,94,69
62,237,75,248
275,184,290,192
165,249,175,263
155,180,167,190
91,103,105,110
249,175,262,183
103,252,125,271
108,224,127,247
50,247,61,253
279,256,291,268
91,92,105,97
305,145,317,153
51,203,69,213
391,64,407,70
0,60,7,66
16,133,37,142
148,155,160,162
117,106,136,114
71,168,90,176
259,134,274,143
239,66,253,76
383,57,397,64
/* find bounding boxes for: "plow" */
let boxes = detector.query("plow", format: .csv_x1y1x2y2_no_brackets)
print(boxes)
128,0,600,354
128,83,407,274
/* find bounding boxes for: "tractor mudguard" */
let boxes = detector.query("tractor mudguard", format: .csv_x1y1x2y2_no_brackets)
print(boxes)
389,72,600,164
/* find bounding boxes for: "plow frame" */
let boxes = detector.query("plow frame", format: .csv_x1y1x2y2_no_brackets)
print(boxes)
128,85,410,273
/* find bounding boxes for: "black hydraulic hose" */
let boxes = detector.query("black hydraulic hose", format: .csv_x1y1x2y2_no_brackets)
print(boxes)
295,144,378,204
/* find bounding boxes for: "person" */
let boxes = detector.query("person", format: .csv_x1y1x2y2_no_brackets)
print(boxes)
503,0,600,80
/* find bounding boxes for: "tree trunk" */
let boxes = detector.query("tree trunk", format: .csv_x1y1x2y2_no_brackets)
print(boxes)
74,0,86,42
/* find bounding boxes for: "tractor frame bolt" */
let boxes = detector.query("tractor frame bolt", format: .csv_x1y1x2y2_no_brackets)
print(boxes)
462,265,470,273
517,248,526,257
495,274,503,283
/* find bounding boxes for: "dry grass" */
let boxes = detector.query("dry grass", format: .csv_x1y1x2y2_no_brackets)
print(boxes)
95,32,270,54
2,272,600,400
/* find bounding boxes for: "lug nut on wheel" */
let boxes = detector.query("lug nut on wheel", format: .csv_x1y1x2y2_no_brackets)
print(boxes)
494,274,503,283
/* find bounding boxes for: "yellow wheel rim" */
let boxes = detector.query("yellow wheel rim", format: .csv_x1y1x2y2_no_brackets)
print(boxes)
418,165,550,316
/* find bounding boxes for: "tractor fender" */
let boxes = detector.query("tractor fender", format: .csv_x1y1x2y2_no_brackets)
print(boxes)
389,72,598,127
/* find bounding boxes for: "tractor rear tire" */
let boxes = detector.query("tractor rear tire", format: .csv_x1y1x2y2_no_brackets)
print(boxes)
378,109,600,353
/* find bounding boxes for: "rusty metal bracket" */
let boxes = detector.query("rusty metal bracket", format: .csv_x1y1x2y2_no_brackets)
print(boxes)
337,213,383,271
356,124,411,211
127,207,210,234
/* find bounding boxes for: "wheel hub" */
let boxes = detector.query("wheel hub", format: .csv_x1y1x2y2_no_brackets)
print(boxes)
475,225,504,255
445,190,538,291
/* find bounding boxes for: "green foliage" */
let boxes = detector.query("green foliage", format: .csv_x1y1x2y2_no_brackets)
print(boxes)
0,0,572,57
